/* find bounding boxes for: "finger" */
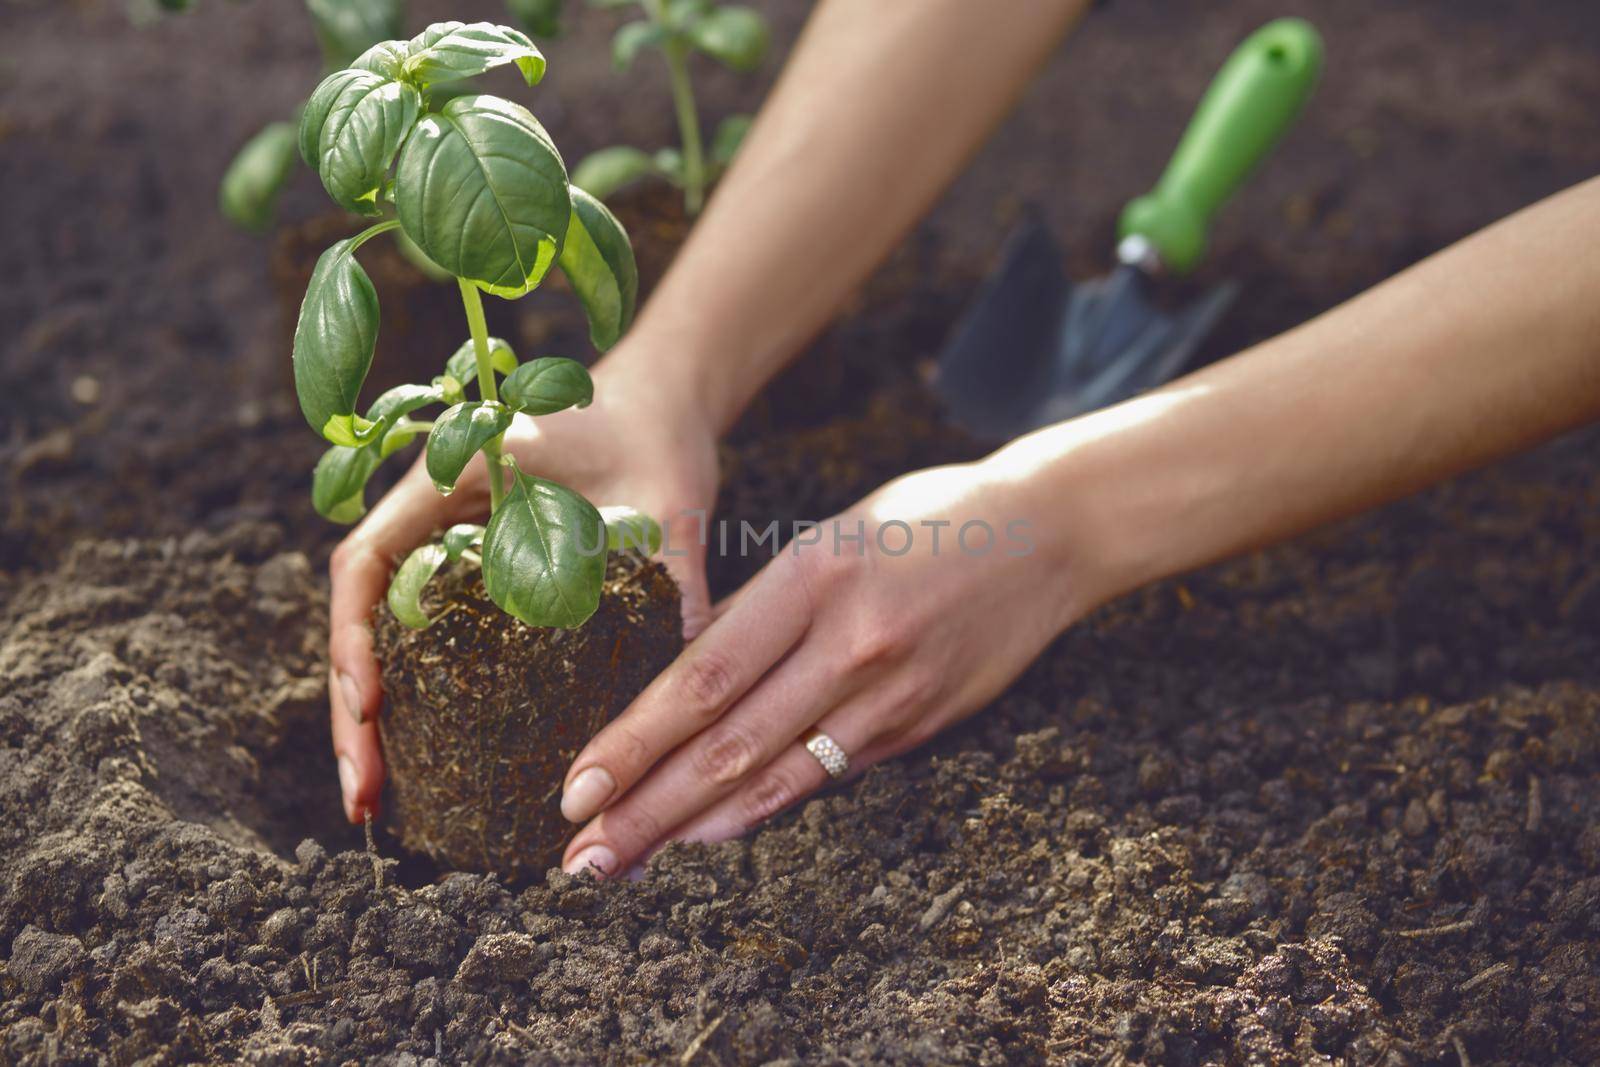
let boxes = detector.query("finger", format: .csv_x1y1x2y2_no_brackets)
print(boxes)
560,636,858,875
709,579,751,622
329,465,483,723
329,666,384,824
558,556,813,825
640,708,894,866
328,463,485,810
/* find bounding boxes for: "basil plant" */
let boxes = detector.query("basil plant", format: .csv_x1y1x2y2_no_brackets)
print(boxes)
296,21,658,630
567,0,770,215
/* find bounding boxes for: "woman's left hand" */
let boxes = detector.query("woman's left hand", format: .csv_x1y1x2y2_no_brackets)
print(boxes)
557,459,1083,877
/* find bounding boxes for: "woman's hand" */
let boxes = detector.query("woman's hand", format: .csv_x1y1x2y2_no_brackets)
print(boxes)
556,459,1085,877
328,351,720,823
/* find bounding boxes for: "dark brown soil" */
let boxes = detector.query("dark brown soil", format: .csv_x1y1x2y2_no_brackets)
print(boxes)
375,553,682,879
4,0,1600,1063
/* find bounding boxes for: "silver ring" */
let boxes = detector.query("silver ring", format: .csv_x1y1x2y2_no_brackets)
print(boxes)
803,730,849,779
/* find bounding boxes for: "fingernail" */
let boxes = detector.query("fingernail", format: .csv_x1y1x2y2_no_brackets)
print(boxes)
337,670,364,726
564,844,617,878
561,767,616,823
338,756,358,820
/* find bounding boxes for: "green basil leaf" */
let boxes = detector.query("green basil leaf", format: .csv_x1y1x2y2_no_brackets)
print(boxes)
425,400,514,494
501,357,593,415
365,381,444,437
433,373,468,406
293,239,380,444
379,430,419,459
600,506,662,554
443,523,486,559
307,70,421,216
352,40,410,79
300,68,367,168
481,466,605,628
305,0,406,69
653,147,685,186
311,444,382,524
444,337,519,386
395,95,571,299
686,5,769,72
664,0,713,31
710,113,752,167
219,121,298,233
387,543,449,629
505,0,565,37
556,187,638,351
404,21,546,88
611,21,665,70
392,227,454,282
570,146,656,200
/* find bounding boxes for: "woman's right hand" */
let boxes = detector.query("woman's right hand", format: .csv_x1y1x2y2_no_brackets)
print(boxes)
326,348,721,823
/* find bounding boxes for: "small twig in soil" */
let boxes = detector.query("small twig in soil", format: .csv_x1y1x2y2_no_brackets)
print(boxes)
919,881,967,932
679,1015,725,1065
1457,962,1512,994
275,982,353,1007
1451,1031,1472,1067
1396,919,1475,939
1525,775,1543,833
364,811,383,892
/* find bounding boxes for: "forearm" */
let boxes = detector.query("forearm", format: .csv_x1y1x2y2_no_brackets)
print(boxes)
603,0,1091,432
991,176,1600,616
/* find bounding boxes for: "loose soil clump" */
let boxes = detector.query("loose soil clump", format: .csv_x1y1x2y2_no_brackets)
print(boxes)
375,553,682,878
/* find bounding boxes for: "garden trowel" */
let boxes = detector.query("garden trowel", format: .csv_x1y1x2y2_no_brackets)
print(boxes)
937,18,1323,441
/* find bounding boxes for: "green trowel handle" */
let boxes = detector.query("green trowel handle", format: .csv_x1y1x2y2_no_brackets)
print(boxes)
1118,18,1323,275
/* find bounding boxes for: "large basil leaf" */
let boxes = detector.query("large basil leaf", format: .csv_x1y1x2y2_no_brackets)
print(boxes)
404,22,546,88
305,69,421,216
311,444,381,524
556,187,637,350
352,40,410,79
426,401,515,494
481,467,605,628
686,5,769,72
300,68,367,167
305,0,406,69
570,146,655,201
444,336,519,386
293,239,379,446
394,95,571,299
219,121,298,233
387,544,449,629
501,357,592,415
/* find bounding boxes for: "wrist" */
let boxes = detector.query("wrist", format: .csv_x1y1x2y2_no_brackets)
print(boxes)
593,308,754,436
974,419,1165,625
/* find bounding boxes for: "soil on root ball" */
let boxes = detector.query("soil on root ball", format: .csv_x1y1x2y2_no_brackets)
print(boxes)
374,552,682,879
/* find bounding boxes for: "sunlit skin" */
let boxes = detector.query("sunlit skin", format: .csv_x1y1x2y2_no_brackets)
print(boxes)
329,0,1600,879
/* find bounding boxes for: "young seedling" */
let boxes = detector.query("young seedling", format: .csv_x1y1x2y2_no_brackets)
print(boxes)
565,0,770,215
296,20,658,631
